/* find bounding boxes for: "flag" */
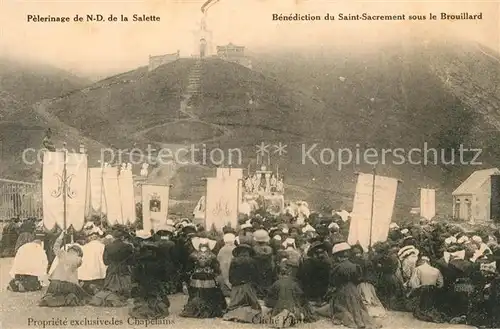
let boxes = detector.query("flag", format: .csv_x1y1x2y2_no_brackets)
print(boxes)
141,184,170,232
420,188,436,220
65,153,88,231
348,173,399,250
42,151,65,230
42,151,88,231
119,170,136,225
102,167,122,225
205,177,239,231
88,168,106,215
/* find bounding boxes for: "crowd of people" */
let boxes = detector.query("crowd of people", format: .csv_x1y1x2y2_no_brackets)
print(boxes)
3,211,500,328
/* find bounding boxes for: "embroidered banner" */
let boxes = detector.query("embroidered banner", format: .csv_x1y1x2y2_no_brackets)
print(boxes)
348,173,399,250
141,184,170,232
42,151,65,230
205,177,239,231
42,151,88,231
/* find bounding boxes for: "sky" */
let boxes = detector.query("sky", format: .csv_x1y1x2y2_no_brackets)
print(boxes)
0,0,498,78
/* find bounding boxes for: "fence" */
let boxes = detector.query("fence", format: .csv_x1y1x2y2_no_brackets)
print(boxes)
0,178,42,220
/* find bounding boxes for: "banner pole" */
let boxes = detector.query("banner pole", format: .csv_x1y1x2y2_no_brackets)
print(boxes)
368,165,376,249
62,145,68,250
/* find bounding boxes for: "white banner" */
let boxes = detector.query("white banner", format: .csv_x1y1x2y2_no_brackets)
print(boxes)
102,167,122,225
42,151,88,231
141,184,170,232
420,188,436,221
66,153,88,231
119,169,136,225
42,151,65,230
88,168,106,215
348,173,398,250
216,168,243,180
205,177,239,231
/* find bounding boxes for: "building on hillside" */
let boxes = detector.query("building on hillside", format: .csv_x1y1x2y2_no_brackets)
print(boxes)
148,51,180,71
216,43,252,69
452,168,500,223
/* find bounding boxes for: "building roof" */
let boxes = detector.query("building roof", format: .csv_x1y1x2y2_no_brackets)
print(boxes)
452,168,500,195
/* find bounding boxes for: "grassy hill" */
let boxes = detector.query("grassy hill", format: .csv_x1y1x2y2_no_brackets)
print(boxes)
47,59,194,148
0,58,103,180
37,38,500,219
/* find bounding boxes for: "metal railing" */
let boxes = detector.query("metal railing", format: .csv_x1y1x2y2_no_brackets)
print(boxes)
0,178,42,220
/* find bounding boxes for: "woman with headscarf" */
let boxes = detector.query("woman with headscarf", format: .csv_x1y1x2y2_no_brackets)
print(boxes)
350,244,386,318
223,237,261,323
89,225,134,307
180,233,227,318
8,231,47,292
328,242,381,329
217,231,236,297
39,231,89,307
129,230,171,319
253,229,277,299
263,257,316,327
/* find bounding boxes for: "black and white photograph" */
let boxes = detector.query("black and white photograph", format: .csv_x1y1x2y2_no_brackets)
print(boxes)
0,0,499,328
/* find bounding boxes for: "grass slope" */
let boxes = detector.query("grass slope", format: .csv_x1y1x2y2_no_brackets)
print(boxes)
0,58,103,180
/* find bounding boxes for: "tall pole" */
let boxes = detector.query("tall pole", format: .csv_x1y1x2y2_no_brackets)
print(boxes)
62,144,68,248
368,165,376,249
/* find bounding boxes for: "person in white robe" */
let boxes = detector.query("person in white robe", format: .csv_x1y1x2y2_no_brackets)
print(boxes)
8,233,48,292
79,226,107,295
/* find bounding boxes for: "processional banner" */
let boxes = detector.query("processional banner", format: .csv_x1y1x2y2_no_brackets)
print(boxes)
42,151,88,231
205,177,239,231
348,173,398,250
141,184,170,232
420,188,436,221
102,167,122,225
119,169,136,225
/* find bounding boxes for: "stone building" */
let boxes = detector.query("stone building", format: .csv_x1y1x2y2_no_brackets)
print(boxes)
148,50,180,71
216,43,252,69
